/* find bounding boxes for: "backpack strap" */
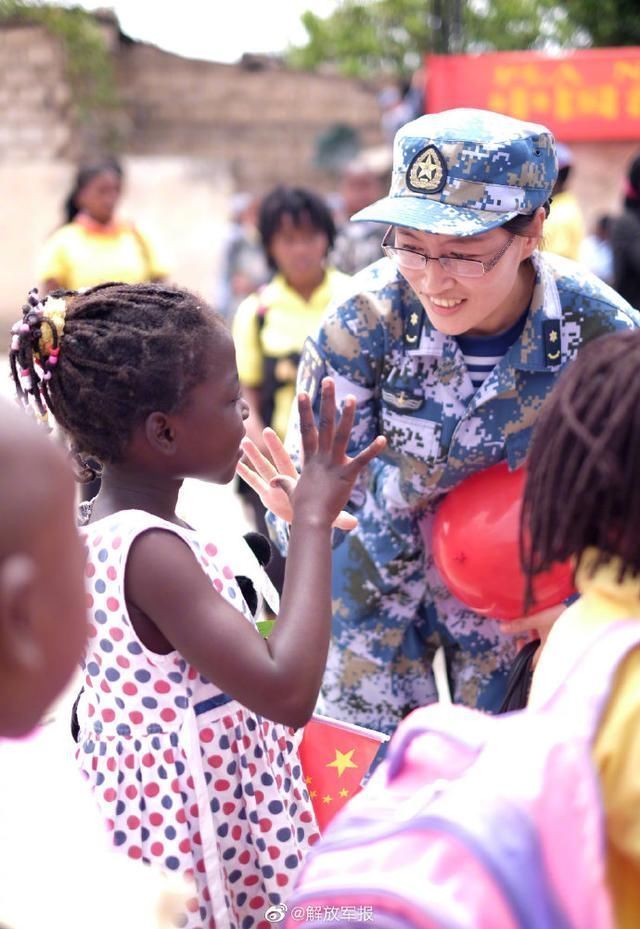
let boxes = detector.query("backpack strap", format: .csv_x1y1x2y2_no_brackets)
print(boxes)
537,619,640,740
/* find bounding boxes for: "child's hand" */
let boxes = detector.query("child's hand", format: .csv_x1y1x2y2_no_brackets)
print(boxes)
236,379,385,530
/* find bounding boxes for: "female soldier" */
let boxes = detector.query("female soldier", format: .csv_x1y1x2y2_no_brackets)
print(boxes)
242,108,639,737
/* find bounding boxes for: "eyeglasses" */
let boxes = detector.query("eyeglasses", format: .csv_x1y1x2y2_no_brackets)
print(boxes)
381,226,516,279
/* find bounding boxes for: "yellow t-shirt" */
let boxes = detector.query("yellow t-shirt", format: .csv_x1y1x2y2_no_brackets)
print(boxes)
37,218,169,291
233,269,350,439
543,190,585,261
530,551,640,929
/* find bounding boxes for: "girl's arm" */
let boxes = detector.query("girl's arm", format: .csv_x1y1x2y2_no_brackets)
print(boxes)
124,380,385,728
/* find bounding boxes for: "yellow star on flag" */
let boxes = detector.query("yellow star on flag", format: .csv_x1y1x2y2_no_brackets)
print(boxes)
327,748,358,777
410,312,418,326
339,788,349,798
305,775,313,784
548,329,558,342
322,794,333,804
310,790,317,799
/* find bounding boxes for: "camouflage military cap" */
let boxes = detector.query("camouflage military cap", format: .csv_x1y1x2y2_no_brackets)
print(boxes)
352,108,558,237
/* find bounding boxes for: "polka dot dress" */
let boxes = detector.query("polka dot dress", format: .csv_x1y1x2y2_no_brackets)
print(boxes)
76,509,319,929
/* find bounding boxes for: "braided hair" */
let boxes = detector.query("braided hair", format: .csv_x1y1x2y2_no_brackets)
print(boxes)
521,329,640,602
10,282,225,480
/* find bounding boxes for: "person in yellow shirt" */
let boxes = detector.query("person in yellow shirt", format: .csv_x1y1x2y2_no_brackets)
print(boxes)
542,143,585,261
38,158,168,293
521,329,640,929
233,185,350,595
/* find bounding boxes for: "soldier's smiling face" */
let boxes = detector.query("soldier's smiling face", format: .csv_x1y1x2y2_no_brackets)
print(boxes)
393,222,542,337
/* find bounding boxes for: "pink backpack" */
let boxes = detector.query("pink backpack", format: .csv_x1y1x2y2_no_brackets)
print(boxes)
284,622,640,929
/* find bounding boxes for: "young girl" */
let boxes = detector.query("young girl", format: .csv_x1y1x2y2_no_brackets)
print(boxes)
10,282,385,929
522,329,640,929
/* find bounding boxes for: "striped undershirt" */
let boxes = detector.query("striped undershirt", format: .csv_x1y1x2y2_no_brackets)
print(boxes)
455,309,528,390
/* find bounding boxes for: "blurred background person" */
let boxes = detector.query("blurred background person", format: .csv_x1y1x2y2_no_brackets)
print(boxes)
213,190,271,324
233,185,350,599
543,143,585,261
37,158,169,294
330,153,390,275
579,214,614,285
612,153,640,309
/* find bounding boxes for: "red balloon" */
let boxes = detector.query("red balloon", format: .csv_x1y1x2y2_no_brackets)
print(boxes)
427,460,575,622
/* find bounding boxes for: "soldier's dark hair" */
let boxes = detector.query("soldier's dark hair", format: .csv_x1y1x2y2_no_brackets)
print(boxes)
503,201,551,237
521,329,640,605
64,158,123,224
623,152,640,213
258,185,336,271
10,282,225,479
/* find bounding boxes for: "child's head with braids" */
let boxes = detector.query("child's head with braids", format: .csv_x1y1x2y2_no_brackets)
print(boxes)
10,281,249,491
521,329,640,598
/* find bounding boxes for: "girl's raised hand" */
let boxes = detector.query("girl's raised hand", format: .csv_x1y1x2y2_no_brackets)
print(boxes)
236,378,386,531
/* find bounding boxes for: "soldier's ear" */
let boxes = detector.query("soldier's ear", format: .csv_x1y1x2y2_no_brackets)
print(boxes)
522,208,546,259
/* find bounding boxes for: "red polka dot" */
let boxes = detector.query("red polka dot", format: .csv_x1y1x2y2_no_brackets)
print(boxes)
300,811,314,823
187,896,200,911
208,754,223,768
260,818,273,833
142,753,155,767
179,839,192,854
160,708,177,723
87,704,95,717
92,535,103,547
112,536,122,549
196,860,206,874
110,627,124,641
106,597,120,612
149,812,164,827
127,815,140,829
176,808,186,824
128,846,142,860
214,779,230,791
222,802,235,815
254,789,264,804
125,785,138,799
143,782,160,798
101,708,115,722
100,681,111,694
200,728,213,743
205,543,218,556
238,850,251,865
249,896,265,910
222,565,234,579
193,831,202,846
87,624,97,638
85,563,96,578
231,825,242,841
244,874,259,886
106,757,116,772
276,873,289,887
154,680,171,694
190,804,199,817
163,749,175,764
129,711,143,725
151,842,164,857
268,845,280,860
123,682,138,696
213,578,223,592
107,566,117,580
86,593,94,609
116,655,130,669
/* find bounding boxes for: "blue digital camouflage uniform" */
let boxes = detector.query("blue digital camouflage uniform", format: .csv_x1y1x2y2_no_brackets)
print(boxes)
268,109,640,737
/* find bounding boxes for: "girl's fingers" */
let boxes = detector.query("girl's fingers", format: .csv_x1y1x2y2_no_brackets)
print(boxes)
332,395,357,461
269,474,297,499
317,377,336,456
333,510,359,531
344,436,387,477
298,391,319,462
236,459,270,496
262,428,299,479
240,438,277,482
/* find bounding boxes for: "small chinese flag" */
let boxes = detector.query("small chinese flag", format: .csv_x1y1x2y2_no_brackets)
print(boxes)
299,714,388,832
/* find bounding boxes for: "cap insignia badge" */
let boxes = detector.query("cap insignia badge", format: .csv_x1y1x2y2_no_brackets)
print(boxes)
407,144,447,194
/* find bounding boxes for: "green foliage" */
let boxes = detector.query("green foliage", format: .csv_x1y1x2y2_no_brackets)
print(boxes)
0,0,119,121
286,0,638,78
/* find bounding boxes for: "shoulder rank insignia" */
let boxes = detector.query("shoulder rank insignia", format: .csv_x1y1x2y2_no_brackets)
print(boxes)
297,337,326,404
542,319,562,366
407,144,447,194
382,386,424,413
404,307,425,350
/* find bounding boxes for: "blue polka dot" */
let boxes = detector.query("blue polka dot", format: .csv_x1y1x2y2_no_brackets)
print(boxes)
134,740,142,751
127,641,143,655
94,610,107,625
254,745,263,758
297,827,305,842
114,831,127,846
283,777,291,792
228,587,237,599
219,735,229,750
247,717,257,731
286,741,293,752
217,823,228,838
135,770,142,782
95,578,106,593
165,826,176,840
229,870,242,884
139,798,146,811
290,803,298,816
276,827,291,842
248,811,259,825
244,783,254,797
95,772,104,786
227,761,237,775
262,865,274,879
174,695,188,709
236,891,247,906
284,854,299,870
234,725,242,739
175,761,185,776
210,798,220,813
238,808,247,821
269,800,283,815
222,847,236,861
141,827,150,841
204,772,212,785
165,856,180,871
292,765,301,779
148,723,162,734
99,638,113,653
142,697,158,709
87,661,100,676
168,672,183,684
256,838,266,852
157,765,167,779
105,667,120,682
233,784,242,800
117,772,124,784
97,548,108,562
261,773,273,786
151,737,161,750
135,669,151,684
161,795,173,810
115,697,125,710
116,800,126,815
242,915,254,929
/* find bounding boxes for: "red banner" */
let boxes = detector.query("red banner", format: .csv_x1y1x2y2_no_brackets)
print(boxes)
299,714,387,832
426,47,640,141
